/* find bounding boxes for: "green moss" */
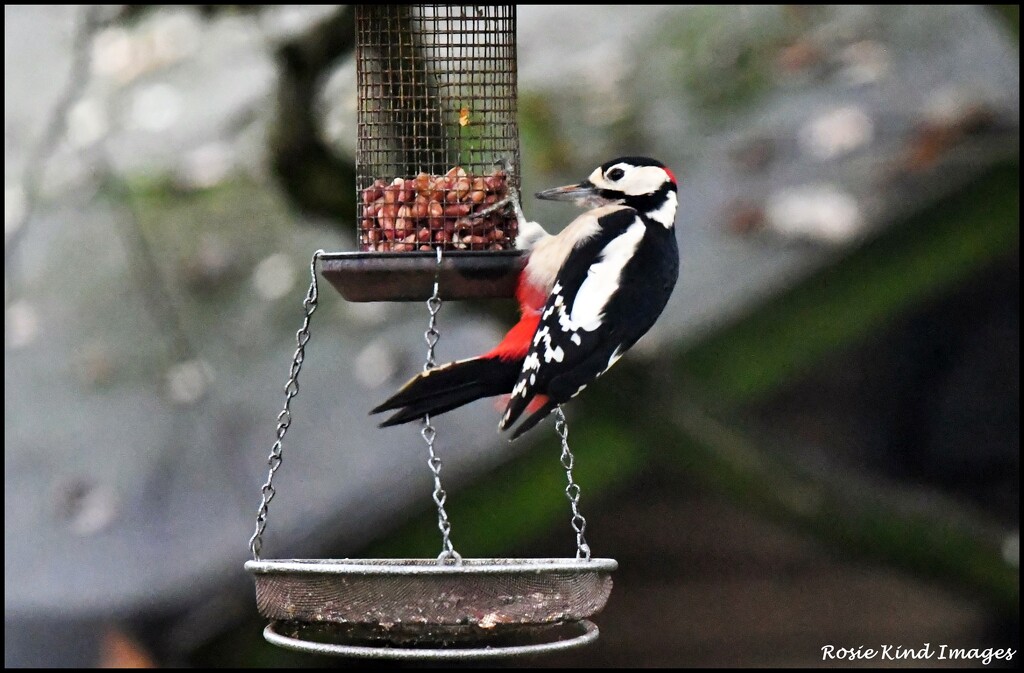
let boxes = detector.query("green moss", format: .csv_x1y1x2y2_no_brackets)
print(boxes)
989,4,1019,37
677,162,1020,402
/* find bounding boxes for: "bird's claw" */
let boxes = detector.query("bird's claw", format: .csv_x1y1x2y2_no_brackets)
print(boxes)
457,156,528,228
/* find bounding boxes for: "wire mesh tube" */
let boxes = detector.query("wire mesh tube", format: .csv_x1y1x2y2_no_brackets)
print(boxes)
356,4,520,252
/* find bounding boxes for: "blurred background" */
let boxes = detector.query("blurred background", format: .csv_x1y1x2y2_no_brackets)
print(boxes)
4,4,1018,667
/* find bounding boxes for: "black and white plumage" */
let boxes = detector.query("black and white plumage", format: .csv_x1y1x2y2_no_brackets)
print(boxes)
371,156,679,440
498,157,679,437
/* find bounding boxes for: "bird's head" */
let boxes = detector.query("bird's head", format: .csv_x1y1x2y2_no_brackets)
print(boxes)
534,156,678,227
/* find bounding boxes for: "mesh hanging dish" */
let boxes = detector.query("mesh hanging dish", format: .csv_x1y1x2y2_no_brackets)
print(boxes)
248,558,616,658
324,4,525,302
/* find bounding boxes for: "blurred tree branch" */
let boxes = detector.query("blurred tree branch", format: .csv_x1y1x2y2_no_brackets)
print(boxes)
97,148,199,367
270,6,356,226
5,5,104,295
652,397,1018,616
106,5,359,227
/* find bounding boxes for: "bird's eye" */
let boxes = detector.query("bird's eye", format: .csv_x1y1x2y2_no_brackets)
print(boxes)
606,167,625,181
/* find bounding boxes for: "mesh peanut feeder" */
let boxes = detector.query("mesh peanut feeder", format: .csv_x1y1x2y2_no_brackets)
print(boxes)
322,4,525,302
246,5,616,659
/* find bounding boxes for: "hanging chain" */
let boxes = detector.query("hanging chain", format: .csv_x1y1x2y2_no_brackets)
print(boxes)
249,250,324,561
423,251,443,373
422,247,461,564
555,407,591,560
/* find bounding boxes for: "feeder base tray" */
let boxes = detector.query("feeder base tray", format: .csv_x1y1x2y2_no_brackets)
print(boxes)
320,250,525,302
246,558,616,658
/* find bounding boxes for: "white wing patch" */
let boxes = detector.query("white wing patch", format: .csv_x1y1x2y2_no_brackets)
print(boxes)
536,326,564,364
569,220,646,331
531,309,565,363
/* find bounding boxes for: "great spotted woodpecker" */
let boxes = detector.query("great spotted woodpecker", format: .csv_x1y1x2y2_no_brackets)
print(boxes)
371,156,679,439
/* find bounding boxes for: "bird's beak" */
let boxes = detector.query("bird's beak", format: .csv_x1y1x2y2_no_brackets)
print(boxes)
535,180,603,206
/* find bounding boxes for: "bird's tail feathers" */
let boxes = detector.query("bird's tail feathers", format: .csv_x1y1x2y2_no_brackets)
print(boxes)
507,398,558,441
371,356,521,427
499,381,559,440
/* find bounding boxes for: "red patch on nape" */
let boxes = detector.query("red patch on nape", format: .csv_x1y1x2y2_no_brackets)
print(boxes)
663,166,678,185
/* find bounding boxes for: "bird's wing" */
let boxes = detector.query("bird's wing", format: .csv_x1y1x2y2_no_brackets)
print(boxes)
500,208,648,436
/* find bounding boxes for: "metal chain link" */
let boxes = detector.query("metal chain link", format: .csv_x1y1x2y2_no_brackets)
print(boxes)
555,407,591,560
422,247,461,564
249,250,324,561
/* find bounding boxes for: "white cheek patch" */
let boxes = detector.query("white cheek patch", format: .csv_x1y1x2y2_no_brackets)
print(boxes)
569,220,646,331
594,165,671,197
623,165,670,195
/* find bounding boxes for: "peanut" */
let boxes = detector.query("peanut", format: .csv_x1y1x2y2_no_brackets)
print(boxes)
358,166,514,252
